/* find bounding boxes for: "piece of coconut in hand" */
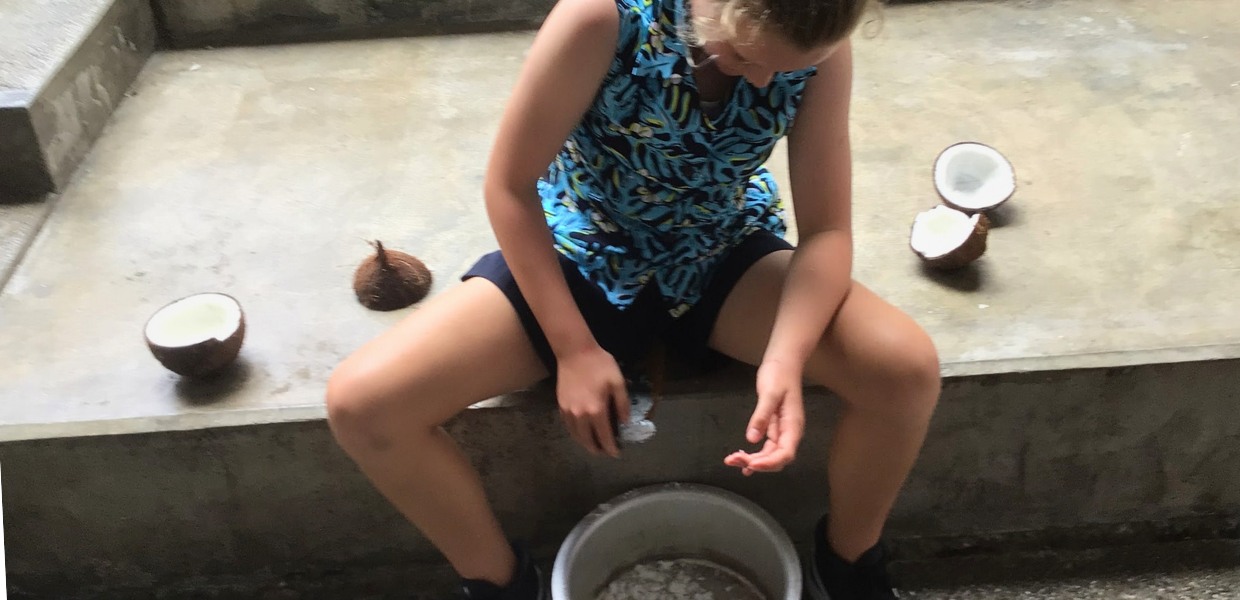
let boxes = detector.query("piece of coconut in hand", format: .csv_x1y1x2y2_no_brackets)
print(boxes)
353,240,433,311
910,205,990,270
934,142,1016,214
145,292,245,377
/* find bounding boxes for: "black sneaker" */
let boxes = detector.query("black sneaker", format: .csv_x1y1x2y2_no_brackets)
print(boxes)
460,543,548,600
804,515,899,600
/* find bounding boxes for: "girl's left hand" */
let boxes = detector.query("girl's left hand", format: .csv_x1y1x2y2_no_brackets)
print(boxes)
725,358,806,476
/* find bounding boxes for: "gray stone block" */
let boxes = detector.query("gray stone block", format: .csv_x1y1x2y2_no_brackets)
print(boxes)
3,360,1239,598
153,0,554,48
0,0,155,199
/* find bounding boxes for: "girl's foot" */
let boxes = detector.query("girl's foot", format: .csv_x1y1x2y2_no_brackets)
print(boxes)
805,515,899,600
460,544,547,600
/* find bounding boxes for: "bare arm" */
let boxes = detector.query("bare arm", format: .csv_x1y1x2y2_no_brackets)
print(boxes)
765,40,856,370
728,41,855,474
483,0,628,456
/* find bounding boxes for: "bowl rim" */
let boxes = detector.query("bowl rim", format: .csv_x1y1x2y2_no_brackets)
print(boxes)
551,482,802,599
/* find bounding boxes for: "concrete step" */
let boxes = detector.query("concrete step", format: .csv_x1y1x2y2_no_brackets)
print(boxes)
153,0,554,48
2,0,1240,597
5,364,1240,599
0,0,156,199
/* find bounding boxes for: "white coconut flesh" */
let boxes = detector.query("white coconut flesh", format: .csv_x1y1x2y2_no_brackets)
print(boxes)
934,143,1015,211
145,293,242,348
911,206,981,259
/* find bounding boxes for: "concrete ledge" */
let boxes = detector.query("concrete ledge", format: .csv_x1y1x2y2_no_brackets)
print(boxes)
5,2,1240,443
3,359,1238,598
0,0,155,198
153,0,554,48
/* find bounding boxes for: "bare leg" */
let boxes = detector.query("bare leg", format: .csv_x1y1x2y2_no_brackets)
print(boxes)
708,251,941,561
326,278,549,585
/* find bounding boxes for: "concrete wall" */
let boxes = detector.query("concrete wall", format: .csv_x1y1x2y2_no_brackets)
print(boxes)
148,0,955,49
0,0,155,199
0,98,54,198
32,0,156,193
153,0,555,48
3,359,1239,598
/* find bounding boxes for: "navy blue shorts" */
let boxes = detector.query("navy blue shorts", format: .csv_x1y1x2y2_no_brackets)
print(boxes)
461,230,794,373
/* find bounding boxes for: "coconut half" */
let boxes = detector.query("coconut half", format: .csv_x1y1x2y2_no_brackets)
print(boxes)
910,205,990,270
933,142,1016,213
144,293,245,377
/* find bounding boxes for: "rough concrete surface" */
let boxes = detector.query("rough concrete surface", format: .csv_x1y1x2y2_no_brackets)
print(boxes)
153,0,555,48
0,0,115,92
0,198,55,287
895,538,1240,591
32,563,1240,600
0,0,156,197
4,361,1239,597
905,568,1240,600
1,0,1239,442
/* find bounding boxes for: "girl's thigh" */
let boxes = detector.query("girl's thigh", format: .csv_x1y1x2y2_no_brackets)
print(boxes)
707,251,938,399
328,277,551,431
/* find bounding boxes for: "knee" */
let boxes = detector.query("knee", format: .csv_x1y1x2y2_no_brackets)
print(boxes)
325,361,383,447
325,360,419,452
846,324,941,417
891,329,941,407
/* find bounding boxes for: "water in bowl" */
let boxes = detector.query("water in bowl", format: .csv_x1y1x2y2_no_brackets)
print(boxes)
596,556,768,600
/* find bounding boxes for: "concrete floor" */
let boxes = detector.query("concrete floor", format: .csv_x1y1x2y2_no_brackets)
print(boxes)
55,554,1240,599
1,0,1239,441
906,568,1240,600
0,199,53,286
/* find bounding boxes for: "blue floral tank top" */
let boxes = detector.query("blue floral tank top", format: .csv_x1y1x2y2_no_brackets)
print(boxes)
539,0,817,317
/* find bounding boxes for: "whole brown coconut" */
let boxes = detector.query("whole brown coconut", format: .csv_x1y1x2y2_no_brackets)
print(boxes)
353,241,432,311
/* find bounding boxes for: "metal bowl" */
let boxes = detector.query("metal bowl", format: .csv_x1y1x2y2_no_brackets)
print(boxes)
552,483,801,600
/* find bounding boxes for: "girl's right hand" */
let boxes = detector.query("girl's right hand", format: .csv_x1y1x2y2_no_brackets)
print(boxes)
556,344,630,458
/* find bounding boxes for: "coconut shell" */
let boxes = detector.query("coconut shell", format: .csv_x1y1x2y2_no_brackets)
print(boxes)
940,186,1014,214
145,296,246,378
353,241,433,311
933,142,1016,214
913,212,990,271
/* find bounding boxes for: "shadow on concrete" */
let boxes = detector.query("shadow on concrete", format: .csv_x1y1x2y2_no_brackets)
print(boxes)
0,192,50,206
175,357,254,405
921,262,985,292
985,202,1021,228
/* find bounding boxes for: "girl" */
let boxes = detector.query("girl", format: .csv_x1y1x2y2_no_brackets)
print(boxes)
326,0,941,597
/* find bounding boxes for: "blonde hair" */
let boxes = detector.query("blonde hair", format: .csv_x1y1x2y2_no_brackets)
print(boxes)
689,0,878,51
